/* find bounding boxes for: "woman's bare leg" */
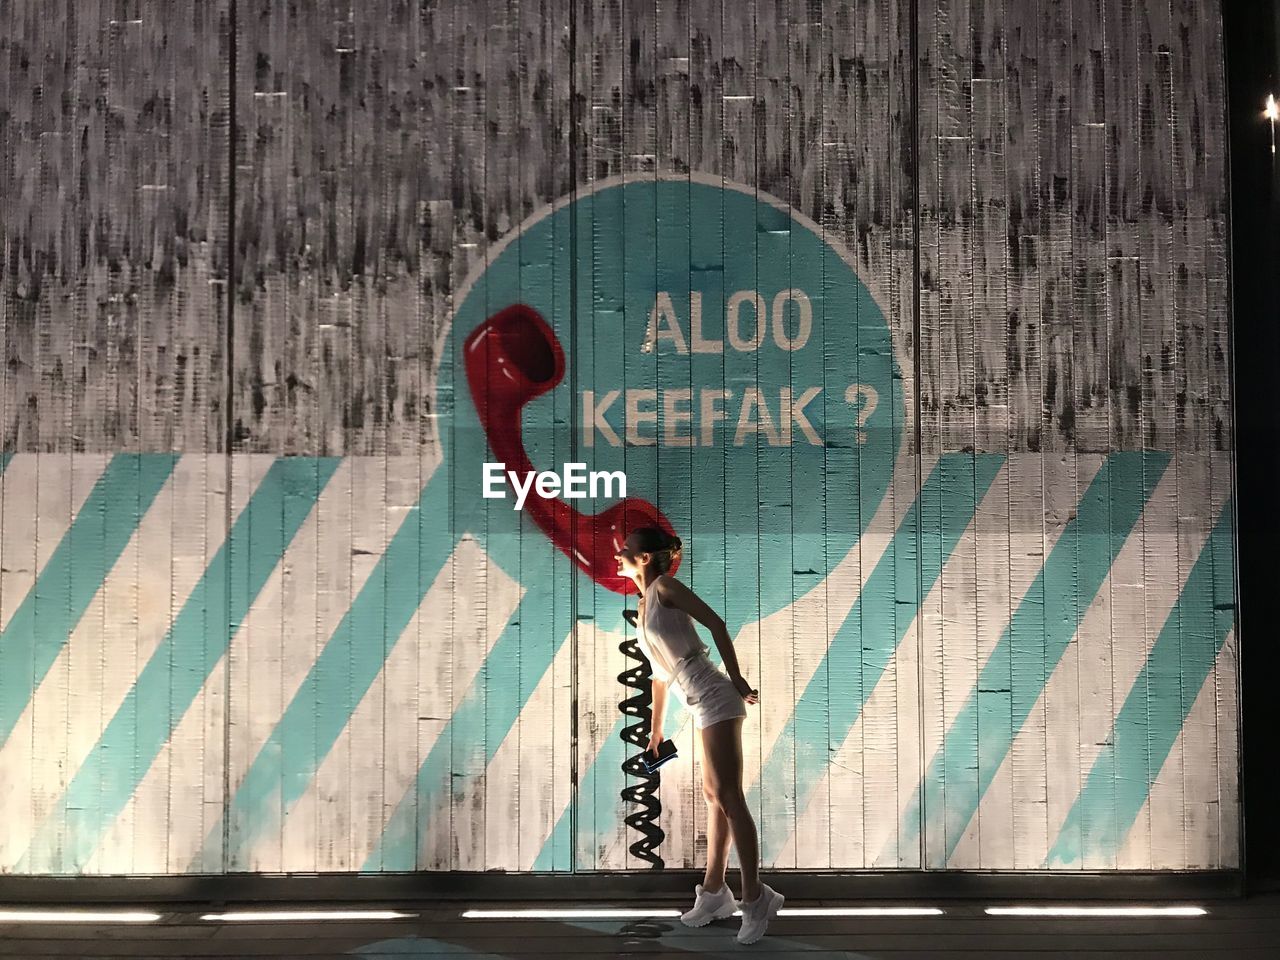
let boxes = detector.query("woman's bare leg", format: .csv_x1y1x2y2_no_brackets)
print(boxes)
702,798,732,892
701,716,760,902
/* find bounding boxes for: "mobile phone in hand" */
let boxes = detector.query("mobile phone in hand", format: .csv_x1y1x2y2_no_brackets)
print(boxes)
641,738,678,773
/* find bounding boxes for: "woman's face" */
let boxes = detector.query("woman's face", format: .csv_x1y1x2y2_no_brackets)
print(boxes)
614,535,651,579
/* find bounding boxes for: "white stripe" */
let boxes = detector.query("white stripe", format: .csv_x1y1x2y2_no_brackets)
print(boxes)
0,454,118,870
952,456,1204,868
768,449,934,869
925,455,1098,868
1113,634,1235,869
782,456,1062,868
1179,627,1234,870
229,455,353,872
416,537,522,871
316,495,513,872
284,456,379,871
335,456,447,871
81,455,269,873
1147,455,1224,870
490,625,575,872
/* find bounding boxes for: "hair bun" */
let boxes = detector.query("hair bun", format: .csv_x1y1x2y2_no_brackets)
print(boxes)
669,534,683,552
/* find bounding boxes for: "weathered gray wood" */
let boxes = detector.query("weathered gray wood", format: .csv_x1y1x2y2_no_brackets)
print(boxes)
1,1,1232,456
2,0,231,452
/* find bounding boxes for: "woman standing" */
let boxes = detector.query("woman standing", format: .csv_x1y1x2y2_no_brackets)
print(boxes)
614,526,785,945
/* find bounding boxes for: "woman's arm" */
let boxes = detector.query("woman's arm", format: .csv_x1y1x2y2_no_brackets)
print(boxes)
650,676,668,738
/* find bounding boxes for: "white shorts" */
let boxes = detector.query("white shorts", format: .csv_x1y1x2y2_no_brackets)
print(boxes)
669,653,748,730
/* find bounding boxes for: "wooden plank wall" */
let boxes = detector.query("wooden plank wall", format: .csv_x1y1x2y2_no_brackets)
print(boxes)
0,0,1238,874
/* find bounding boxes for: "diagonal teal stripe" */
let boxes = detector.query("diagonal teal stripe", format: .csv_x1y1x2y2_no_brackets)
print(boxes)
750,452,1004,865
0,453,177,750
17,456,339,873
364,581,564,872
0,452,12,476
202,466,453,870
894,450,1170,867
1045,497,1235,867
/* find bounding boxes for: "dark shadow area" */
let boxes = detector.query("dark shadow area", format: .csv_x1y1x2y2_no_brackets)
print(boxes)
1224,0,1280,893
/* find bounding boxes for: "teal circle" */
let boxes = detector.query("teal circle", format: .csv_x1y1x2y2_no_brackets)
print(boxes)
438,176,903,633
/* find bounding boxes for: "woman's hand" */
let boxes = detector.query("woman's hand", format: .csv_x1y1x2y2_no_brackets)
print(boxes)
731,674,759,705
646,729,664,757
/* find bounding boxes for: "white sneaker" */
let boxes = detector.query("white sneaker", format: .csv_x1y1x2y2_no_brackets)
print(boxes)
735,882,784,944
679,882,736,927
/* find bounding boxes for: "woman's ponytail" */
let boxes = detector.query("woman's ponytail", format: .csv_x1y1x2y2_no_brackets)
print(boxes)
659,533,683,573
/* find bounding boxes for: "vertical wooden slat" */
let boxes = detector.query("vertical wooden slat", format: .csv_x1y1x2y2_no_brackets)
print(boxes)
276,433,324,880
448,0,490,872
0,458,36,869
883,0,922,870
188,455,227,872
790,0,832,872
913,0,943,868
1039,451,1083,869
33,455,107,873
649,0,696,875
413,0,458,875
224,454,281,872
512,0,575,875
715,0,766,874
364,457,424,871
1069,0,1115,871
322,457,363,872
1136,0,1175,453
821,0,863,870
477,0,516,876
1170,0,1219,870
574,0,627,873
1177,454,1218,867
656,0,725,872
1071,0,1110,453
935,0,987,870
340,3,424,869
968,0,1012,870
10,455,75,871
1200,3,1234,868
752,0,790,870
1097,0,1144,872
1005,452,1047,874
1134,0,1176,869
1214,459,1239,868
1147,447,1191,869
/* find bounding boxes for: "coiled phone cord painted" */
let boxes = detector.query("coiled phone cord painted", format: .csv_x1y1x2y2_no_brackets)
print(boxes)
617,622,665,868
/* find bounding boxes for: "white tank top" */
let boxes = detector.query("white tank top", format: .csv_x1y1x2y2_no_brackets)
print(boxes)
636,575,709,683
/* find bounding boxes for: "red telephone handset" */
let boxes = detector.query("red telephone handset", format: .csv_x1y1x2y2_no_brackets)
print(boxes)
464,303,679,594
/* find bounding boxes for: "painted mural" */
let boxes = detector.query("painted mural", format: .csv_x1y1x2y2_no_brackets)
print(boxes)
0,0,1237,875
